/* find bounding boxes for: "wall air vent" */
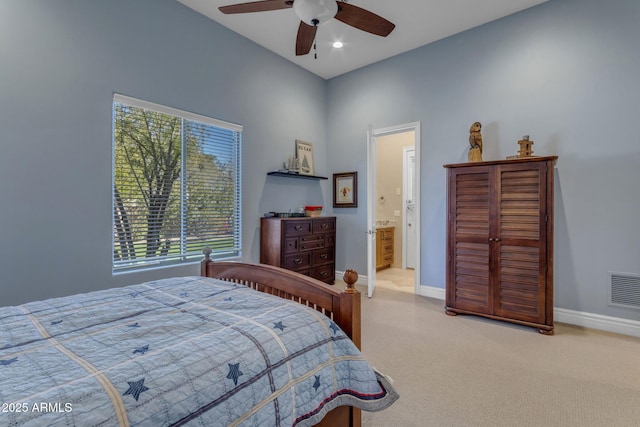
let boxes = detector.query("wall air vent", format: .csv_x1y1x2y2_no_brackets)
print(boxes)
609,272,640,310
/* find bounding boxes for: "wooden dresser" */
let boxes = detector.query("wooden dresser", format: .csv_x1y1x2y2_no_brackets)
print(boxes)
376,227,395,270
260,216,336,284
444,156,557,334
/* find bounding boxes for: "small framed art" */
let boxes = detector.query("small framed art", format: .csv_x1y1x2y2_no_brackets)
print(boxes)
295,140,314,175
333,172,358,208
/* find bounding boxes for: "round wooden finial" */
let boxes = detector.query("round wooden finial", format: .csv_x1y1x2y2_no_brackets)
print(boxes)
202,247,212,261
343,269,358,294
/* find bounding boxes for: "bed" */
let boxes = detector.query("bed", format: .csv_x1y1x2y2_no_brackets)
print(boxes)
0,251,397,426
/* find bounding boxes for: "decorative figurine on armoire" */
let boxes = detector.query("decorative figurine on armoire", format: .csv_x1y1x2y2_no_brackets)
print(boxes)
468,121,483,162
518,135,534,157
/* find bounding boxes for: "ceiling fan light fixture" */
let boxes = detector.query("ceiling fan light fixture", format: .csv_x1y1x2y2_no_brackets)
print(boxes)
293,0,338,26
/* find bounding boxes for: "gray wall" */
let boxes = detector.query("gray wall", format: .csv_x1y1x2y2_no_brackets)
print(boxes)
327,0,640,320
2,0,638,323
0,0,329,305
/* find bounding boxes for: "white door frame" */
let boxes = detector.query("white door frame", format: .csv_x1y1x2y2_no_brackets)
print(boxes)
366,126,377,298
402,145,416,270
367,122,421,296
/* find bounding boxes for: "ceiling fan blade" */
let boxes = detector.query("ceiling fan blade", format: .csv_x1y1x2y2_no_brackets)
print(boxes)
334,2,395,37
296,21,317,56
219,0,292,14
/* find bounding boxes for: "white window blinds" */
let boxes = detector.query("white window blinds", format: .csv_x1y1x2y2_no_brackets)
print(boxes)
112,94,242,272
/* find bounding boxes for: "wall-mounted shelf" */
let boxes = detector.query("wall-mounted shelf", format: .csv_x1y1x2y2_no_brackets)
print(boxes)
267,171,328,180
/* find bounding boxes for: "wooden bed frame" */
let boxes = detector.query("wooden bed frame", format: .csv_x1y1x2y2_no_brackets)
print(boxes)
200,249,362,427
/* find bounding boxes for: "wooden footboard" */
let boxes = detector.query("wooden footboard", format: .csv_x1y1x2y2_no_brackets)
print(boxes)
200,249,362,427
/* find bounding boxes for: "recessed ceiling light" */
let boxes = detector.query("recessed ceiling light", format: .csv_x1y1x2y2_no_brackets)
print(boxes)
333,41,343,49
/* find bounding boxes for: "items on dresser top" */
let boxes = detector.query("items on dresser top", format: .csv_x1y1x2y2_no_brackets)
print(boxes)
263,211,306,218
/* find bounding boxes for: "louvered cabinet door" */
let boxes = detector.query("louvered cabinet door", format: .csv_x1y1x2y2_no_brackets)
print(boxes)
446,167,491,314
493,162,550,325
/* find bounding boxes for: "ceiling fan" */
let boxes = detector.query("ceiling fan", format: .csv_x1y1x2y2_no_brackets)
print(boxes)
218,0,395,56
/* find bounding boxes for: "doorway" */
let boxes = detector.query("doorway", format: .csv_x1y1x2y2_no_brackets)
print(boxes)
366,122,421,298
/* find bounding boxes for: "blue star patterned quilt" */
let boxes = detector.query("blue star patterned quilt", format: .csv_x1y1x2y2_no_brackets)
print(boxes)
0,276,398,426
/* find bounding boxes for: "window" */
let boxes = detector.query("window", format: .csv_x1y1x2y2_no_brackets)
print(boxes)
112,94,242,272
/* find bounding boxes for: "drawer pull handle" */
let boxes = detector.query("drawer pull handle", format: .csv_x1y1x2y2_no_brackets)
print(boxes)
295,225,303,231
321,224,328,229
320,271,327,277
320,254,328,259
294,258,303,265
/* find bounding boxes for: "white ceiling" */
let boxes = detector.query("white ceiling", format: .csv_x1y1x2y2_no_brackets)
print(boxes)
177,0,548,80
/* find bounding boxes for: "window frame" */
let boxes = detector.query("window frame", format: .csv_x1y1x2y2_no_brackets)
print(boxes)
112,93,242,273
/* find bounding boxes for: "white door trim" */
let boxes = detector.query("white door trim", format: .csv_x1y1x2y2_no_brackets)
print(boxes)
403,145,416,269
366,126,377,298
368,122,421,294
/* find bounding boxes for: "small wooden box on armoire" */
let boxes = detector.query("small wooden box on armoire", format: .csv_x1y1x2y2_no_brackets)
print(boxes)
443,156,557,334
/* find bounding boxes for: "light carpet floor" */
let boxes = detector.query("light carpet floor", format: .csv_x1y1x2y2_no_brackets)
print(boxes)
342,270,640,427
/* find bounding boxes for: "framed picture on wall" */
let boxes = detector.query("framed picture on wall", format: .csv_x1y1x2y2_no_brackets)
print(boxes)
295,140,314,175
333,172,358,208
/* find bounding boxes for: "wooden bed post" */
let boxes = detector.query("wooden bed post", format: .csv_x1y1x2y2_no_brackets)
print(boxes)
339,270,362,350
340,270,363,427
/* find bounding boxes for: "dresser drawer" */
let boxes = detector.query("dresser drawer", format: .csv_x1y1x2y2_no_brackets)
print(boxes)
283,252,311,270
313,218,335,234
299,234,324,251
312,247,334,265
311,265,334,283
324,233,335,247
284,237,299,253
379,230,393,242
284,221,312,236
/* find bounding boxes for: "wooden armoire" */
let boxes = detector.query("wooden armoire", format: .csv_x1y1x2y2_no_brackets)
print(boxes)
443,156,557,334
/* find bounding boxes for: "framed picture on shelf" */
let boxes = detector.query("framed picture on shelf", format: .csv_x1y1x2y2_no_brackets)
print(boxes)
295,140,314,175
333,172,357,208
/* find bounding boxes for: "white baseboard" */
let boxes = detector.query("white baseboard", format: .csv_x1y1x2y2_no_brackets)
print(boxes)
418,285,446,300
337,271,444,298
555,308,640,338
336,272,640,338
